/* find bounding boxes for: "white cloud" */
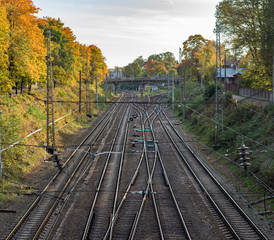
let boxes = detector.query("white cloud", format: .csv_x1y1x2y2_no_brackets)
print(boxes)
33,0,221,68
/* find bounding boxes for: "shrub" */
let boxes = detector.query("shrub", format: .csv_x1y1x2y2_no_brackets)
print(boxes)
204,83,215,100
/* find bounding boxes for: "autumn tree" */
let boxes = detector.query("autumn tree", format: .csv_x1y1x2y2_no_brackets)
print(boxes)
182,34,207,82
0,4,10,93
144,59,168,77
88,44,105,85
148,52,176,71
195,40,217,84
1,0,46,94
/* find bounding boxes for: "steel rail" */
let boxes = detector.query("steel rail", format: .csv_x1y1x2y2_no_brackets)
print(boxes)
158,110,241,239
149,108,192,239
128,131,157,239
161,109,269,240
102,107,145,239
34,108,115,239
109,104,132,239
81,104,130,239
128,107,164,240
5,97,120,240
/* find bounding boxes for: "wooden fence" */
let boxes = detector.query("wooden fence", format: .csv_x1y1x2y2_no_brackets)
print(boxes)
239,88,272,101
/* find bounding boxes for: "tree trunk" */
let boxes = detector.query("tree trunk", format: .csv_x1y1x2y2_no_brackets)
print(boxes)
28,83,32,93
15,82,18,95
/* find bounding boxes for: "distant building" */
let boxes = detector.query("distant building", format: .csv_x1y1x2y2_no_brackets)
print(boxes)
109,70,123,79
217,64,244,93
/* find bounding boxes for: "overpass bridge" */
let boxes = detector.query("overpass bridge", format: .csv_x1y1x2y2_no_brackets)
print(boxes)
107,77,183,95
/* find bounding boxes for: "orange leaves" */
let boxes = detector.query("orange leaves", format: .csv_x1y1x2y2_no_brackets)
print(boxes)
0,0,46,92
144,59,168,77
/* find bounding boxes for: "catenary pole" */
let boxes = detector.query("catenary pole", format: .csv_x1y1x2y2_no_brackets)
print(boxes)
105,73,107,102
183,71,186,119
79,70,82,113
96,74,98,109
172,72,174,109
272,48,274,102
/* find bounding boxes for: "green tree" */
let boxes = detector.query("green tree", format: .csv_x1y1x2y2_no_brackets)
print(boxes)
216,0,272,89
123,62,142,78
39,17,76,86
133,56,146,68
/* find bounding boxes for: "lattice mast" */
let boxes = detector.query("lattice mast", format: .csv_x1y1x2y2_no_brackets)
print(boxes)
214,24,224,146
46,30,55,153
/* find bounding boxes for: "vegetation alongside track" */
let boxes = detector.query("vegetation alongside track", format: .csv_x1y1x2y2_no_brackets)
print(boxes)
171,82,273,220
0,84,110,203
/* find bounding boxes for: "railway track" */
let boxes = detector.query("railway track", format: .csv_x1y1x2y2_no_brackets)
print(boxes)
4,91,271,239
157,108,269,240
4,93,132,240
89,96,193,240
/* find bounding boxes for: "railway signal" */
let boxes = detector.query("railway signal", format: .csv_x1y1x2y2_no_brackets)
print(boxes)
238,142,250,171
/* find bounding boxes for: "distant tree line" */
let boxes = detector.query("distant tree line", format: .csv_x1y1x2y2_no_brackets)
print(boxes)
122,0,273,91
121,52,178,78
0,0,107,94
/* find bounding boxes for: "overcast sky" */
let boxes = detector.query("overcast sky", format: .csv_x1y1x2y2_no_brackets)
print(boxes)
32,0,221,68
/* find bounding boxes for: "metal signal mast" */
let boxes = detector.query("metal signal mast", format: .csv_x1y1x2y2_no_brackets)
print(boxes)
46,30,55,153
214,24,223,147
46,30,62,170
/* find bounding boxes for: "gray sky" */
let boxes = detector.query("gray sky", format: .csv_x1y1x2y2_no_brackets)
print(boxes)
33,0,221,68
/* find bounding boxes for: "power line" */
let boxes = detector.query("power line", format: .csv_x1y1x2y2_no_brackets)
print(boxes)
186,106,273,152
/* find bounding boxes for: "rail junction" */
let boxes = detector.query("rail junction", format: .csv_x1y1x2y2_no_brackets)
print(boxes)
2,92,272,240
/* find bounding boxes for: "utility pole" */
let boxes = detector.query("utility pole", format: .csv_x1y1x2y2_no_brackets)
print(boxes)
109,77,112,94
224,52,227,92
272,48,274,102
105,73,107,103
179,47,182,63
79,70,82,113
190,58,192,82
183,70,186,119
0,111,2,179
85,51,91,117
201,59,203,89
96,74,98,109
167,71,170,102
172,72,174,109
214,24,224,148
46,30,62,170
46,30,55,154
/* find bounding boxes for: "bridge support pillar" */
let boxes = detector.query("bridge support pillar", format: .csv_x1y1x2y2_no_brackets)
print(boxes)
140,82,144,97
114,82,118,95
